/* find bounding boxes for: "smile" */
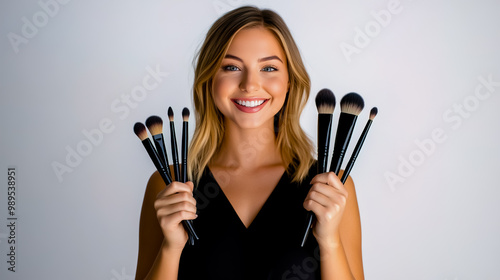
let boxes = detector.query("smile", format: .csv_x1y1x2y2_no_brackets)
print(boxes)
232,99,269,113
234,99,266,108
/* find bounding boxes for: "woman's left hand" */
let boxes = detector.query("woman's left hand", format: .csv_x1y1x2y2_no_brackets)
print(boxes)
303,172,348,248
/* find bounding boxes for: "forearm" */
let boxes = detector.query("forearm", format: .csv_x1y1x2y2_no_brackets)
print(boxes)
144,241,182,280
319,241,355,280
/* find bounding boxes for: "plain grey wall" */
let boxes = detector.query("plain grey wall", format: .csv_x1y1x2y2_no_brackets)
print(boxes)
1,0,499,279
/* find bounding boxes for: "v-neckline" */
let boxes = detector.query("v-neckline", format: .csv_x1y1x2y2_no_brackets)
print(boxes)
207,167,288,230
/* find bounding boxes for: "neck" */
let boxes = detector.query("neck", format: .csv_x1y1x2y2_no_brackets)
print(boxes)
211,119,282,170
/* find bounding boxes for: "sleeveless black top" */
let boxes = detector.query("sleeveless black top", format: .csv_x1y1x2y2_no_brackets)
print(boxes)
178,165,321,280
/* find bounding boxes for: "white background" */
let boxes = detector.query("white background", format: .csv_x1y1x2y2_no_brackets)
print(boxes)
1,0,499,279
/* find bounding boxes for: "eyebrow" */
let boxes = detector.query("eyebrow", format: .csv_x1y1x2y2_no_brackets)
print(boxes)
224,54,283,63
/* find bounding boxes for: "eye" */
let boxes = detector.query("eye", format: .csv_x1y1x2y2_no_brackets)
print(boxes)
262,66,278,72
222,65,240,71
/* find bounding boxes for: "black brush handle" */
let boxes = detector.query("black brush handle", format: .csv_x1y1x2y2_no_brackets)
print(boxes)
301,213,314,247
330,113,358,175
141,138,198,244
341,119,372,184
180,120,198,243
182,121,188,183
141,139,172,184
301,114,333,247
152,134,172,179
317,114,333,173
169,121,181,181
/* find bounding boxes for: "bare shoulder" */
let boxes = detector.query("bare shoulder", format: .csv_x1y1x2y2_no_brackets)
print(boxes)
336,170,355,196
338,170,365,279
146,171,167,198
135,171,167,280
144,165,177,199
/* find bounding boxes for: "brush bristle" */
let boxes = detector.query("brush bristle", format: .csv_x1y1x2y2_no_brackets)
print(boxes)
315,88,336,114
167,107,174,121
340,92,364,115
145,115,163,135
182,107,190,121
133,122,149,141
369,107,378,120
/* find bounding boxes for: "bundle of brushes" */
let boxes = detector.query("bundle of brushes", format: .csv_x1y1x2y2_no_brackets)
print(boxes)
133,107,199,245
301,89,378,247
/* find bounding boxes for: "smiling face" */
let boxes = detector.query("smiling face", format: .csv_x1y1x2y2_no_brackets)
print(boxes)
212,26,289,130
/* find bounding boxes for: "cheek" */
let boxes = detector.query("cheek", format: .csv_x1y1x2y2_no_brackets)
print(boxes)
265,76,289,99
213,75,238,98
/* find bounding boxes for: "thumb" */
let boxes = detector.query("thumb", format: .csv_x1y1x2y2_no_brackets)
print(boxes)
185,181,194,192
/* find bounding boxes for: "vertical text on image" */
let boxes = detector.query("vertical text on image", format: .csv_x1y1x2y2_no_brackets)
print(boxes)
6,167,18,272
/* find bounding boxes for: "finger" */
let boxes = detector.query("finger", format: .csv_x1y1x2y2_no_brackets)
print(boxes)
309,182,348,203
303,198,327,216
303,198,343,222
157,181,195,198
158,211,198,231
155,192,197,209
305,188,331,208
185,181,194,192
310,172,347,194
156,200,198,217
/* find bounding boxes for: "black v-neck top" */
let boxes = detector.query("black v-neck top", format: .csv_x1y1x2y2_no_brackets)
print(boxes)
178,165,321,280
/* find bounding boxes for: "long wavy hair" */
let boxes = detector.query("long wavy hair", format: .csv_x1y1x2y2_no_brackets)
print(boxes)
189,6,314,184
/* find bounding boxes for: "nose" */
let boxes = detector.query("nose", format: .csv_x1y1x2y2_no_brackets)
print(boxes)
240,70,260,93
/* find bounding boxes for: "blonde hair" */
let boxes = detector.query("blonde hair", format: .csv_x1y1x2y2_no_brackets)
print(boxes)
189,6,314,184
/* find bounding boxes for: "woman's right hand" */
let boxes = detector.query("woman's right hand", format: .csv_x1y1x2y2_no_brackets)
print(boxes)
153,181,197,252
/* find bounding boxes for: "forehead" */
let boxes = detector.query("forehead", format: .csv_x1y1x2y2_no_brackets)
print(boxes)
226,26,286,60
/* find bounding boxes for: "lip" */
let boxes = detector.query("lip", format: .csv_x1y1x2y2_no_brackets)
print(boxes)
231,98,269,113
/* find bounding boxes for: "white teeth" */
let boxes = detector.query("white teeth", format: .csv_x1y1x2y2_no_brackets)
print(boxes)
236,100,265,108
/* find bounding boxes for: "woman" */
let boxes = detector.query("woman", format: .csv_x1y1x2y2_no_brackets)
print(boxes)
136,6,364,279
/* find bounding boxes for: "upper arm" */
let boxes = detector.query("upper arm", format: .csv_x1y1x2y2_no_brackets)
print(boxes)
338,171,364,279
135,171,167,280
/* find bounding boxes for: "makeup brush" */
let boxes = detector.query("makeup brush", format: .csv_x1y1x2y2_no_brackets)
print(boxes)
145,115,172,179
134,122,198,244
181,108,190,183
329,92,364,175
340,107,377,184
179,108,197,245
168,107,181,181
301,89,336,247
315,89,336,174
133,122,172,185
